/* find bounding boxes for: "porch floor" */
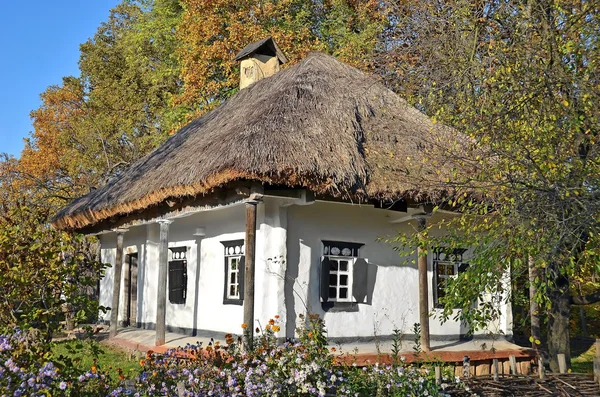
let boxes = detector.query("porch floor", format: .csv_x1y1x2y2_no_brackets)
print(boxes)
101,327,535,365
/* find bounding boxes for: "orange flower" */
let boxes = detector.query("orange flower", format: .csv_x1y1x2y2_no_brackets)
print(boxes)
268,319,275,325
266,325,271,331
91,365,97,374
331,347,336,352
274,315,280,319
308,332,313,338
272,325,280,332
241,323,248,329
139,359,146,367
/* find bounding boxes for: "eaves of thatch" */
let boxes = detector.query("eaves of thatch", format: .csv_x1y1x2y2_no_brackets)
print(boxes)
52,52,464,231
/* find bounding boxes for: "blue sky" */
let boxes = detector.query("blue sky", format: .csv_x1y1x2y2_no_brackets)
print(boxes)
0,0,120,157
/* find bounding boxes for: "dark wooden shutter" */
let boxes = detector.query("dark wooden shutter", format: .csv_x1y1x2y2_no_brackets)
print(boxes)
320,257,331,303
168,260,187,304
238,256,245,300
352,258,369,303
458,262,470,273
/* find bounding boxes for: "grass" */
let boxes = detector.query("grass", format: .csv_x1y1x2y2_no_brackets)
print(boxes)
571,342,595,374
52,339,141,378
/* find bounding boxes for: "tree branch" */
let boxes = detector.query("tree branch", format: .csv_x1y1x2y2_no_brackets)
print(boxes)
571,291,600,305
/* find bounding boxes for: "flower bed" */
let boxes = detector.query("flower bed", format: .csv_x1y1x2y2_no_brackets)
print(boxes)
0,316,460,396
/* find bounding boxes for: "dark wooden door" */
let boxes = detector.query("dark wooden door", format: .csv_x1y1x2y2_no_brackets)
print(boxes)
125,253,138,327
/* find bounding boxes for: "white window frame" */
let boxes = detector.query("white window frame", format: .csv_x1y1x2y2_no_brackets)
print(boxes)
225,255,242,300
326,256,355,302
433,248,467,307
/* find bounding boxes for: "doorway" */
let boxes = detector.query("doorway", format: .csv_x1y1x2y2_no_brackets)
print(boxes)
124,253,138,327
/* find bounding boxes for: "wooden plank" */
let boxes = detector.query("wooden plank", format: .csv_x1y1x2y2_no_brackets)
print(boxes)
520,360,531,375
155,220,171,346
476,363,490,376
110,230,126,338
502,359,511,375
538,357,545,380
593,357,600,382
557,353,567,374
509,355,518,375
435,367,441,384
243,201,258,351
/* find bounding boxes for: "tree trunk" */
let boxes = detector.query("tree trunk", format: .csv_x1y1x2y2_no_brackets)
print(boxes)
529,256,542,349
547,273,571,372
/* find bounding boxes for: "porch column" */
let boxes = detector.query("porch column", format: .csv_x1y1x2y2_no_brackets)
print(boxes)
414,214,431,352
110,229,128,338
156,219,172,346
243,199,259,350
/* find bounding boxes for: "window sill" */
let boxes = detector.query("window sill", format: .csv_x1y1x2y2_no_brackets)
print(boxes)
223,299,243,306
321,302,359,312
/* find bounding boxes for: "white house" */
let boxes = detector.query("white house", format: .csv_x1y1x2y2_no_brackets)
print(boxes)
53,38,512,348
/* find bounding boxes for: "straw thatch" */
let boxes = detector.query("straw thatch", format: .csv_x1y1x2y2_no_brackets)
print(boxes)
53,52,463,231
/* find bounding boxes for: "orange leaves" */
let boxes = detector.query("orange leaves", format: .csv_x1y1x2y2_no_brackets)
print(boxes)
176,0,384,112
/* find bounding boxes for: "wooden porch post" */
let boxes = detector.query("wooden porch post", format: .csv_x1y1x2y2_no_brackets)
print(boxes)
156,220,172,346
415,215,431,352
243,199,259,350
529,255,542,349
110,229,127,338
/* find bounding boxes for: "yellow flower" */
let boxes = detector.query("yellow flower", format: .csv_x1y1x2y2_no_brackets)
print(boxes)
241,323,248,329
91,366,97,374
272,325,280,332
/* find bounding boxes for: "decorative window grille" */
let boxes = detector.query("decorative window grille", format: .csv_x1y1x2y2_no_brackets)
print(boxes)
168,247,188,304
320,241,365,306
433,248,469,307
222,240,245,305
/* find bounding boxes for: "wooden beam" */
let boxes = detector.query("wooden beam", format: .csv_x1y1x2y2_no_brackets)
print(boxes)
415,214,431,352
243,200,259,350
110,229,127,338
156,220,172,346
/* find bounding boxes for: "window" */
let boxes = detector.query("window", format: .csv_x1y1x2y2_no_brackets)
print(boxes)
433,248,469,308
222,240,245,305
320,241,367,311
168,247,187,304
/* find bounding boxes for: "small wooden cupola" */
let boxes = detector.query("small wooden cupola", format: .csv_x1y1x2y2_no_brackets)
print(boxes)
234,37,288,89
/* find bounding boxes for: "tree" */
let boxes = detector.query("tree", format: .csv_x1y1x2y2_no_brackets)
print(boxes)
176,0,386,117
382,0,600,371
0,156,105,340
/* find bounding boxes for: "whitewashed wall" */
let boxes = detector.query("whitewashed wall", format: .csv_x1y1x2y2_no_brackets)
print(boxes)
98,198,511,340
284,201,512,340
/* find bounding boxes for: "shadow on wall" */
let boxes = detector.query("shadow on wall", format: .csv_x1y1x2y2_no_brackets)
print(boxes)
100,248,116,322
284,239,380,338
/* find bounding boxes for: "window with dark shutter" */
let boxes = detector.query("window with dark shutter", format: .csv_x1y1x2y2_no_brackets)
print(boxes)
168,247,187,304
222,240,245,305
433,247,468,308
320,241,365,312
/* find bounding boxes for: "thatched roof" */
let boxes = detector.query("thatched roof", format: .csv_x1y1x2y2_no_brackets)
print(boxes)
53,52,462,231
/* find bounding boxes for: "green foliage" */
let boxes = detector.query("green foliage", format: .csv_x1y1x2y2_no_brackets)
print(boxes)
382,0,600,367
0,157,107,341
